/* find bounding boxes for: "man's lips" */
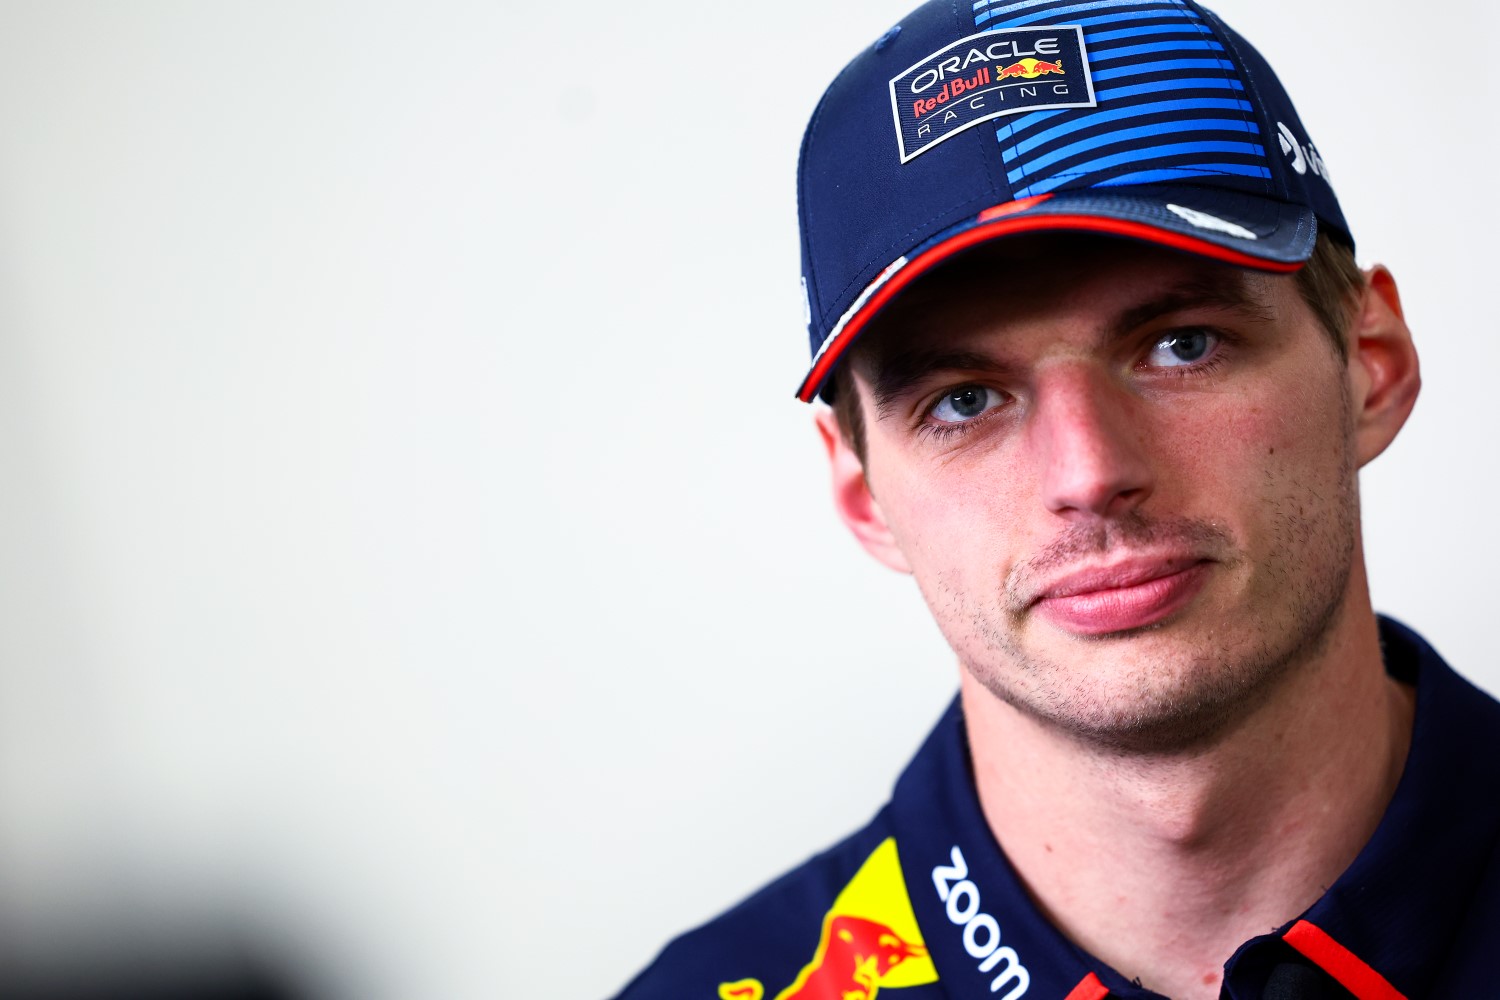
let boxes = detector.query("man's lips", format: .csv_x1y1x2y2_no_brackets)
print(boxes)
1029,556,1212,636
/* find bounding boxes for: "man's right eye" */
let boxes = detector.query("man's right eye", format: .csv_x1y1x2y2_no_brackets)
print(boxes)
931,385,1006,424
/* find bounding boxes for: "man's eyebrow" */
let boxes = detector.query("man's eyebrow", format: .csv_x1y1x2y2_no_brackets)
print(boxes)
1111,275,1276,337
865,275,1276,417
869,349,1013,418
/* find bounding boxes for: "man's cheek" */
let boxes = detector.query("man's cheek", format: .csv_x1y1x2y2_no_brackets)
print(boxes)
1157,397,1308,482
882,471,1026,578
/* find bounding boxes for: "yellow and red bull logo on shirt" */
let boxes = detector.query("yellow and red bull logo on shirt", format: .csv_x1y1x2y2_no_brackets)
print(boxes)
717,838,938,1000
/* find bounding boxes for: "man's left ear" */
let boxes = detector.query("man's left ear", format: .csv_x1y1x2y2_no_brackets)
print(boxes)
1349,265,1421,467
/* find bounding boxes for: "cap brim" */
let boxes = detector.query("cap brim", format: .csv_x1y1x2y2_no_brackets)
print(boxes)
796,187,1318,403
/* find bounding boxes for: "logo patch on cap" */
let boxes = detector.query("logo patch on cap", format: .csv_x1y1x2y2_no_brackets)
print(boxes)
889,26,1095,164
1166,204,1260,241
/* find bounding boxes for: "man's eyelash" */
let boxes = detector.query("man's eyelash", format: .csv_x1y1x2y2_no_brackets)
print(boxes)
1150,353,1229,379
916,419,979,443
1139,328,1238,375
915,386,1007,440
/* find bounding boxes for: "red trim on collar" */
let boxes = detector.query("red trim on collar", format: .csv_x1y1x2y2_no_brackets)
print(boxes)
1284,920,1407,1000
1063,972,1110,1000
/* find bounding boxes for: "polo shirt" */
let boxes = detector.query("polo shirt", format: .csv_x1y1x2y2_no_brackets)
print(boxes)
612,618,1500,999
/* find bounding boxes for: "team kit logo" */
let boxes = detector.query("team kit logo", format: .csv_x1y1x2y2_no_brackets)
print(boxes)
717,839,936,1000
715,838,1031,999
889,26,1097,163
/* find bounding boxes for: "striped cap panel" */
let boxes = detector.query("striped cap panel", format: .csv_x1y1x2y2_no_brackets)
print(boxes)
972,0,1274,199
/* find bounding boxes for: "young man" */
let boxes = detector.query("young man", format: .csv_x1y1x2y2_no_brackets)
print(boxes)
616,1,1500,997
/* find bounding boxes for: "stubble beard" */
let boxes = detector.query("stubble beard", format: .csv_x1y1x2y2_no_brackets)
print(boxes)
927,432,1360,757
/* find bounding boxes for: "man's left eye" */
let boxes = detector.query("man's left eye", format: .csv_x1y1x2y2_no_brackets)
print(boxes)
931,385,1006,423
1145,330,1218,368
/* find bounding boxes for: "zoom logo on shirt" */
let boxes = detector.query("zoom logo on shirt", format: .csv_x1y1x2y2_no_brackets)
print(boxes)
932,846,1030,998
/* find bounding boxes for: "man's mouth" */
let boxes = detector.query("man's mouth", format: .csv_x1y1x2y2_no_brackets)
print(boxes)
1030,556,1212,636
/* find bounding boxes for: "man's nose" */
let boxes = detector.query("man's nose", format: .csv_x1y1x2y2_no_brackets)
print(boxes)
1030,365,1154,521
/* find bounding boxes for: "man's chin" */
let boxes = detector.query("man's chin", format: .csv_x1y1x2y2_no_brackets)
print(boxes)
974,627,1292,755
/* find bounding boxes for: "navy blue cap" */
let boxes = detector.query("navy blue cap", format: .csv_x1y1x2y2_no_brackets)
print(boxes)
795,0,1351,402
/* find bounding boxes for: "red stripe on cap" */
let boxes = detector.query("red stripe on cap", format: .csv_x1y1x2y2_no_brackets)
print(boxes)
795,212,1305,402
1283,920,1407,1000
1063,972,1111,1000
978,194,1055,221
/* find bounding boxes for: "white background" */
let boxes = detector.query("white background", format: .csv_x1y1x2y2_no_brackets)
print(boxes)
0,2,1494,998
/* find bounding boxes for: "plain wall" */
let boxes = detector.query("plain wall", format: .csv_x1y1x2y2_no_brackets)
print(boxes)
0,2,1494,998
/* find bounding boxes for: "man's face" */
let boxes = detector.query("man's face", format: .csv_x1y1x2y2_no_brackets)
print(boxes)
841,236,1363,753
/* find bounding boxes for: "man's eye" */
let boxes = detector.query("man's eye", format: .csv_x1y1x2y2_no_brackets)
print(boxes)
931,385,1005,423
1145,330,1219,368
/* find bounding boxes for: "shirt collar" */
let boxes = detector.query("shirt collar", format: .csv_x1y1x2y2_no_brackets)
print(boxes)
1292,616,1500,997
886,616,1500,999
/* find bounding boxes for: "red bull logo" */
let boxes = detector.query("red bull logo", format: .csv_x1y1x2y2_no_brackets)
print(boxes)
720,916,927,1000
717,839,938,1000
890,25,1096,163
995,58,1065,81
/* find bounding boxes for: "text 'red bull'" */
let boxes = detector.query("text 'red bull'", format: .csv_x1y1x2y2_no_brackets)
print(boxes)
911,60,1065,117
912,67,991,118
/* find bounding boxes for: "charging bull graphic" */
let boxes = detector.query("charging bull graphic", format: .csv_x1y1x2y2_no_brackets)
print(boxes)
718,839,938,1000
995,57,1064,80
718,916,926,1000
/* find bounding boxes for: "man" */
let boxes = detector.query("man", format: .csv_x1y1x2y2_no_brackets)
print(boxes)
614,1,1500,997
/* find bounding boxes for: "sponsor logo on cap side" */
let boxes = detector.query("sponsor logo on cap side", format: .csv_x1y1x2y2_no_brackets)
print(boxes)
889,26,1096,164
1166,204,1260,241
1276,121,1331,182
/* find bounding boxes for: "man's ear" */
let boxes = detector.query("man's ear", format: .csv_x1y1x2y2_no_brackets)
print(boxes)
1348,265,1421,467
814,408,912,574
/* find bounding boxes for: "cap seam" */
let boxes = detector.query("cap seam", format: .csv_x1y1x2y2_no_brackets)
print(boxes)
803,31,897,329
953,0,1008,208
812,1,1005,334
818,189,1002,331
993,4,1041,198
950,0,1005,208
798,80,840,330
998,1,1251,200
1179,0,1257,146
1192,2,1279,200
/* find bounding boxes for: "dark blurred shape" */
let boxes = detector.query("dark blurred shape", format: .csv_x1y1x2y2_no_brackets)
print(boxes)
0,955,309,1000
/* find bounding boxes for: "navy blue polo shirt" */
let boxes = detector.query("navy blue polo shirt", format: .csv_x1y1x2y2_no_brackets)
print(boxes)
613,618,1500,999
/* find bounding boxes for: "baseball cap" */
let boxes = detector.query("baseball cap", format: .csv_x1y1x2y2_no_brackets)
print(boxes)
795,0,1350,403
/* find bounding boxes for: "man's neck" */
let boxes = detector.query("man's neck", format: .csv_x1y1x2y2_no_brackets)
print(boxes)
961,595,1416,1000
